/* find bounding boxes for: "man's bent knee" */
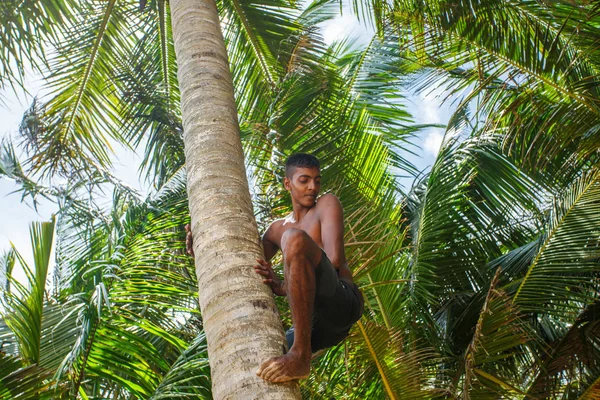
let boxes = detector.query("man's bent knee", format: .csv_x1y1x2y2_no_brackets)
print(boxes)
281,229,310,257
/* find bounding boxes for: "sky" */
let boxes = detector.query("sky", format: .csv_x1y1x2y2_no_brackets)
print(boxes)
0,6,451,272
319,8,450,186
0,75,54,270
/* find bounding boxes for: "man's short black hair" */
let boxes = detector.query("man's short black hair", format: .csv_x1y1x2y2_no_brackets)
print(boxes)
285,153,320,177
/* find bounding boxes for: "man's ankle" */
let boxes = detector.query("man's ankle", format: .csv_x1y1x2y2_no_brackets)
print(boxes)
288,346,312,360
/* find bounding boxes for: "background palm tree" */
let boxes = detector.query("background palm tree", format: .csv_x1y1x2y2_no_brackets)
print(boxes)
298,0,600,398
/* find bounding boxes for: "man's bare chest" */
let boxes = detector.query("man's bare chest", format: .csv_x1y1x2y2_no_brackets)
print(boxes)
277,218,323,248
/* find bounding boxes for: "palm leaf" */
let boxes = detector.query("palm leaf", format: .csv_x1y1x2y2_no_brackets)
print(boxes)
149,333,212,399
219,0,302,121
527,300,600,399
385,0,600,178
28,0,146,177
459,268,531,399
0,0,76,92
0,352,59,400
49,171,201,397
512,168,600,317
302,321,438,399
1,220,55,365
113,0,184,188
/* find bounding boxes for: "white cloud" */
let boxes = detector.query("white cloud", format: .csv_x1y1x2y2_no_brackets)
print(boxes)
320,10,374,47
321,15,357,44
423,131,444,156
421,101,442,124
406,92,448,126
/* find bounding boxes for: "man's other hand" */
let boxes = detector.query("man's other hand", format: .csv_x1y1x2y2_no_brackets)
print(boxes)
254,259,286,296
185,224,194,257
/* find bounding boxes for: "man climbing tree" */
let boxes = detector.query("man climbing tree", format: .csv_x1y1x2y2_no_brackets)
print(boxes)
187,153,364,382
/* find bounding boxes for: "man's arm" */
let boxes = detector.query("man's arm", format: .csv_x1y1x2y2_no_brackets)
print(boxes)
319,194,353,281
318,194,346,268
254,223,286,296
262,228,279,262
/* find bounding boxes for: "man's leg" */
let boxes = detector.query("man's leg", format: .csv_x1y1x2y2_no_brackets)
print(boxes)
257,228,322,383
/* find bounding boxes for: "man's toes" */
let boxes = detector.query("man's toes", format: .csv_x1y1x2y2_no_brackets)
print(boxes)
257,362,273,379
263,366,279,382
257,357,275,375
265,363,285,382
257,366,268,378
272,375,288,383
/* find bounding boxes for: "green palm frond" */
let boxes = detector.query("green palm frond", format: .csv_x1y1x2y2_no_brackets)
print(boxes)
487,238,542,290
84,323,169,398
336,29,421,138
1,220,55,365
458,269,531,399
513,168,600,317
301,321,438,399
111,170,197,313
219,0,302,121
376,0,600,185
113,0,184,188
0,352,59,400
48,171,200,397
344,201,409,329
0,221,68,398
400,134,547,359
249,32,418,192
0,0,76,92
298,0,340,27
150,333,212,400
0,137,55,207
356,320,437,399
38,303,81,372
404,140,481,304
28,0,147,176
527,300,600,399
491,85,600,183
0,250,15,295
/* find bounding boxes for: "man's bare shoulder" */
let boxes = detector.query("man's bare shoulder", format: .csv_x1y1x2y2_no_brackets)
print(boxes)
316,193,342,209
264,218,285,238
267,218,286,229
315,193,343,222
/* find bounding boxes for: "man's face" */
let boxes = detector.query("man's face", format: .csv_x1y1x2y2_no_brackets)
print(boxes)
284,167,321,207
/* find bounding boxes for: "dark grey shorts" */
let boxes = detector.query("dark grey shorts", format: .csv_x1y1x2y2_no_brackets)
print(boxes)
286,250,364,353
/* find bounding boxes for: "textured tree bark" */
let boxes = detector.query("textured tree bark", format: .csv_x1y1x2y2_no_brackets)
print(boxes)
169,0,301,398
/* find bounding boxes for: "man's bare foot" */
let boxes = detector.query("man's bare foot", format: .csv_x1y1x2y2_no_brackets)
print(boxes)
256,350,311,383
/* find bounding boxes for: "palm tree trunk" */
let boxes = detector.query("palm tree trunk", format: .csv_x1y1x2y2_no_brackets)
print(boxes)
169,0,301,398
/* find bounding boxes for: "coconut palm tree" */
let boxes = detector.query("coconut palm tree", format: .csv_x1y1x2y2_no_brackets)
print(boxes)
168,1,300,396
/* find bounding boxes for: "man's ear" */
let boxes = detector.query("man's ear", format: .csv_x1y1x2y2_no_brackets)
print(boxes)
283,176,291,190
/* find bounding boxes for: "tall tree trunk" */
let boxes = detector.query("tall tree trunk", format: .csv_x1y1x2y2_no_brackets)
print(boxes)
169,0,301,398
